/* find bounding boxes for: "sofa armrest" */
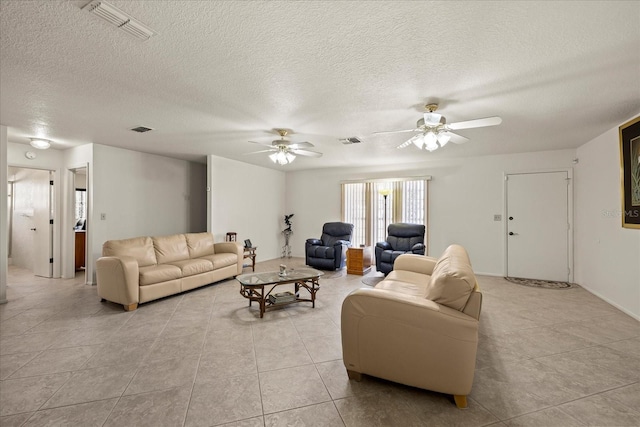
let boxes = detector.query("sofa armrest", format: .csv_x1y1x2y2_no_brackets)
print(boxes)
214,242,244,275
341,287,479,395
393,253,437,275
96,256,139,306
306,238,322,246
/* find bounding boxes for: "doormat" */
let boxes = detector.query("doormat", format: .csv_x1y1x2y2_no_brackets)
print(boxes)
505,277,578,290
362,276,384,287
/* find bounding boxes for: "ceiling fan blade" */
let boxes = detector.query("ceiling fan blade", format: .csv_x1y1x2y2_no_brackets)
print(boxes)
373,128,419,135
447,116,502,131
248,140,275,147
243,149,276,155
288,141,314,148
447,132,470,144
291,149,323,158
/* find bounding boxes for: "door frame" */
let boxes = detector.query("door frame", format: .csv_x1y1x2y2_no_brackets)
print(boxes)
503,168,574,282
64,163,90,283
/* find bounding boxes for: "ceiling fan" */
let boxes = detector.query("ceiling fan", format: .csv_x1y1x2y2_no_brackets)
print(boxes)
374,104,502,152
246,129,322,165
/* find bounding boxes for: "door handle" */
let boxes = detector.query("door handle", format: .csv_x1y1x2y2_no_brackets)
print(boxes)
509,231,517,236
30,228,37,231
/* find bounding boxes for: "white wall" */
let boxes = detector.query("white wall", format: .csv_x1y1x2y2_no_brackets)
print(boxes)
575,116,640,319
90,144,206,282
208,155,285,261
0,125,8,303
286,149,577,275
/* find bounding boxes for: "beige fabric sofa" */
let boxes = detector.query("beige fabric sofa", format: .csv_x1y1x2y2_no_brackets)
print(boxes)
96,232,243,311
341,244,482,408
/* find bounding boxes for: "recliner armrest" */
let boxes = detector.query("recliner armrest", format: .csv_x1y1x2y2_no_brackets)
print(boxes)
411,243,426,254
306,238,323,246
376,241,392,250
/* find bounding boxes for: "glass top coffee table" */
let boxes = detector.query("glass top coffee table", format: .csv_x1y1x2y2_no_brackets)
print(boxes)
237,268,323,318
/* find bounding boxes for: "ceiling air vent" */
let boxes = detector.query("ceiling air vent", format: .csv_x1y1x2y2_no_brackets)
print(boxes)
131,126,153,133
82,1,156,41
339,137,362,145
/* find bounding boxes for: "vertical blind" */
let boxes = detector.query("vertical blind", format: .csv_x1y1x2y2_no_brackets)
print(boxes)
341,178,429,249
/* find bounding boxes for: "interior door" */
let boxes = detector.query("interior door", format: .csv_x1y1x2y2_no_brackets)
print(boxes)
32,171,52,277
506,171,569,281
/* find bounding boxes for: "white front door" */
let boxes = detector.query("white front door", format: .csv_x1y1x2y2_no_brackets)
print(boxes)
506,171,570,281
32,171,52,278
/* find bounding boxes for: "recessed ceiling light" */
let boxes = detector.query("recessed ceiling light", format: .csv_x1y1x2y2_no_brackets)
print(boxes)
30,138,51,150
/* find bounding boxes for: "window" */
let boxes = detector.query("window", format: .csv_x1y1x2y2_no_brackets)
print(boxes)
75,189,86,221
341,178,429,249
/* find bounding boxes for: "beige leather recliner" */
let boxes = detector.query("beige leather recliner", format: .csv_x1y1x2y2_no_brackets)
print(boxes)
341,244,482,408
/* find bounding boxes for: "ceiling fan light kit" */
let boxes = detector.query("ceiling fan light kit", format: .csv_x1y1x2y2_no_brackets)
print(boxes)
376,103,502,153
30,138,51,149
247,128,323,166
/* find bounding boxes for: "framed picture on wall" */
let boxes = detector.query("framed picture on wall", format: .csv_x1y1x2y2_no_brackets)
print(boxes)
619,115,640,229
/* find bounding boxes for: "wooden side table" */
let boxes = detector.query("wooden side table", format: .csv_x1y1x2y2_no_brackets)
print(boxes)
243,247,257,271
347,246,372,275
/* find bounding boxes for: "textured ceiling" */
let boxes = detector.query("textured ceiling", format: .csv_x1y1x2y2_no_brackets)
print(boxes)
1,1,639,170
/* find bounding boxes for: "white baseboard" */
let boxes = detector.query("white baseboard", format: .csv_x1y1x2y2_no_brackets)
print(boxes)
474,271,503,277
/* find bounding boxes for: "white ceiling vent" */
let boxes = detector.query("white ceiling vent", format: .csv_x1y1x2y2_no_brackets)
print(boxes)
131,126,153,133
339,137,362,145
82,1,156,41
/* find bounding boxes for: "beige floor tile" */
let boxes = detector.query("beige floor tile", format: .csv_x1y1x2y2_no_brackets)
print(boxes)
264,401,344,426
0,412,34,427
259,364,331,414
0,352,39,380
488,326,597,358
217,417,265,426
400,388,499,427
302,331,343,363
124,354,199,395
0,331,63,356
334,391,423,427
203,325,254,355
105,386,191,427
186,374,262,427
47,326,117,349
504,407,584,426
147,330,206,361
255,340,313,372
197,348,257,381
83,339,156,369
559,393,640,426
22,398,117,427
41,364,137,409
315,359,394,400
599,383,640,414
9,345,99,379
0,372,72,416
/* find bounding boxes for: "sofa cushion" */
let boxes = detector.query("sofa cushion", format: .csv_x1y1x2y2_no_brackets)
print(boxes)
103,236,157,267
201,253,238,270
168,259,214,277
153,234,189,264
139,264,182,286
424,244,476,311
377,270,431,297
186,233,215,258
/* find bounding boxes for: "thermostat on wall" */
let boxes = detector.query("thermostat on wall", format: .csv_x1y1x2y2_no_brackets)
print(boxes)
25,151,37,160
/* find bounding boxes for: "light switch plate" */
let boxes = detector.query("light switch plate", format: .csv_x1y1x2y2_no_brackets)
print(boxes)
100,213,106,220
494,214,502,221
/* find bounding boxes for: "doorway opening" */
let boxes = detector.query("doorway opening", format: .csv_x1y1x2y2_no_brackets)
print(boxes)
70,167,88,284
7,166,54,280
